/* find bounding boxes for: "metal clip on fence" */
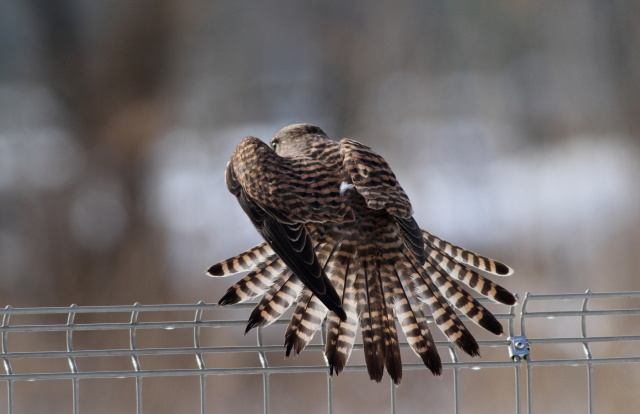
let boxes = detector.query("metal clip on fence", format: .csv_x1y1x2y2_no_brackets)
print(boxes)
2,292,640,414
508,335,530,361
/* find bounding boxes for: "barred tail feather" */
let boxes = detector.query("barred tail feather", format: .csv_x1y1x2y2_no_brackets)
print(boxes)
207,242,275,276
325,308,358,376
245,271,302,333
357,259,386,382
422,230,513,276
218,258,284,305
393,264,442,375
405,252,480,357
325,237,358,376
427,249,516,306
284,240,340,356
211,220,515,382
425,256,503,335
379,262,404,384
284,291,328,356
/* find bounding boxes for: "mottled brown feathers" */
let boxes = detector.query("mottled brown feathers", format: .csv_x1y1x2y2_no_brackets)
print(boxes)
207,123,515,384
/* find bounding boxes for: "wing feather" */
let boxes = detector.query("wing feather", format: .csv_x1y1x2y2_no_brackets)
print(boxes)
340,139,425,263
208,128,517,385
339,139,413,219
227,150,347,321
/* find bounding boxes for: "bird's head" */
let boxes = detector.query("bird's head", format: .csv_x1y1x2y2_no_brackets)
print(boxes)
269,123,329,156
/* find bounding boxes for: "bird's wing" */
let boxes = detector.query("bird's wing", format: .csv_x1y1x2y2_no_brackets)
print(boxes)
340,139,425,263
230,137,353,223
226,137,347,320
339,139,413,218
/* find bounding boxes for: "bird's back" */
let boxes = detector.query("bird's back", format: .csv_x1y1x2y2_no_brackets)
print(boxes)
208,124,516,385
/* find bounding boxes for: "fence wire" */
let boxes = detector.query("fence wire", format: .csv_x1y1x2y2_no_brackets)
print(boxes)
1,291,640,413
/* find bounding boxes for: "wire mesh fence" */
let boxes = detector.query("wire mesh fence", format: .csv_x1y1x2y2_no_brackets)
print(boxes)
1,291,639,413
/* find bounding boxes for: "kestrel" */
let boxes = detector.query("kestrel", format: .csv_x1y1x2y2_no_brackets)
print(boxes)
207,123,515,384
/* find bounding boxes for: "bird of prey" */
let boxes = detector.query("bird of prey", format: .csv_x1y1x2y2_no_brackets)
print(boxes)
207,123,515,384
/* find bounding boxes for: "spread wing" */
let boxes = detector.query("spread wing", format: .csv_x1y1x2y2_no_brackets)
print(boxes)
226,137,347,321
340,139,425,263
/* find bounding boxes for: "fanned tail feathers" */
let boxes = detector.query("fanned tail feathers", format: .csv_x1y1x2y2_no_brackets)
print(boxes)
209,222,514,384
425,256,504,335
209,125,517,384
423,234,516,306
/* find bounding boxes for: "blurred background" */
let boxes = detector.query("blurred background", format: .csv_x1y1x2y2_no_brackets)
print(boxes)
1,1,639,413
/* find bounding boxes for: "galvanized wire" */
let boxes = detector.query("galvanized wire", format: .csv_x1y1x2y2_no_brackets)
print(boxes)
1,291,640,413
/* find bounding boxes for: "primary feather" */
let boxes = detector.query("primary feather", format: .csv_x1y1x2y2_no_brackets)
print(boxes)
207,123,515,384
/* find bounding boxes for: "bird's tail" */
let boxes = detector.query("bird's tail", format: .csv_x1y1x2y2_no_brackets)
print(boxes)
208,223,515,384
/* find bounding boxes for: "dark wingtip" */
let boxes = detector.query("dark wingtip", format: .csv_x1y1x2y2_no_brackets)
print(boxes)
495,262,513,276
217,293,240,306
334,307,347,322
494,285,517,306
206,264,224,276
414,250,426,266
326,343,347,377
284,333,307,357
421,347,443,376
328,358,344,377
479,312,504,336
244,308,267,334
285,339,294,357
386,354,403,385
321,285,347,321
364,346,386,383
368,369,385,383
244,319,260,334
455,330,480,357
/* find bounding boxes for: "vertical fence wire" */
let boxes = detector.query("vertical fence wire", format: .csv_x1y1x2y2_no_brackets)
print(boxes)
320,321,335,414
447,344,460,414
327,375,335,414
507,295,522,414
1,293,639,413
1,306,13,414
580,291,594,414
194,302,207,414
520,292,533,414
66,305,79,414
130,303,143,414
390,380,397,414
256,327,270,414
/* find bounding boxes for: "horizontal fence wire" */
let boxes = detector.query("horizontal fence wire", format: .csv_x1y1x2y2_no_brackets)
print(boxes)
520,290,640,414
0,300,518,380
521,291,640,366
1,291,640,413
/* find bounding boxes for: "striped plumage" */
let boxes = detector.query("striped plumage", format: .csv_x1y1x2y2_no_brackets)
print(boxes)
207,123,515,384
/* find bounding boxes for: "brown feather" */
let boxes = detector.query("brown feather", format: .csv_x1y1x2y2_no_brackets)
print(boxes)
208,123,516,383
